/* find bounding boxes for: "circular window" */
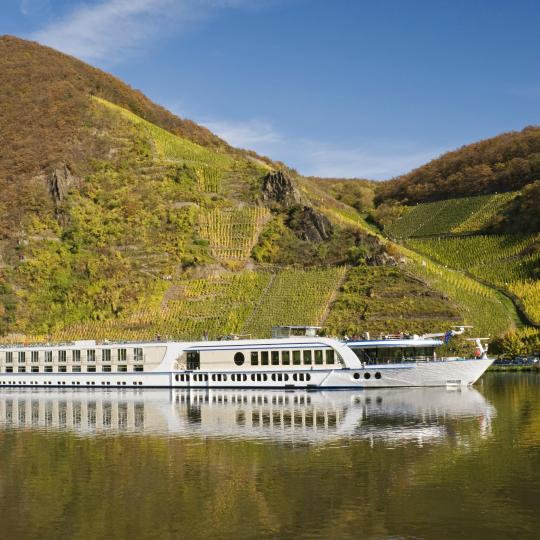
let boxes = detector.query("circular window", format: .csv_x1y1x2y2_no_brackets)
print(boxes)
234,352,245,366
364,372,371,380
353,372,360,380
375,372,382,379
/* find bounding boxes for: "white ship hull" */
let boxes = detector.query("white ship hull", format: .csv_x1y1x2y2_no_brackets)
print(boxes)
0,358,492,389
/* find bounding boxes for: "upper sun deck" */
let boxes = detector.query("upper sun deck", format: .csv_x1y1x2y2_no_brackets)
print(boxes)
345,338,443,348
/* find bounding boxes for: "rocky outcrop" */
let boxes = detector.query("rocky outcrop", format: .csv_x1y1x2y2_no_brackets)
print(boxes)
261,170,302,206
287,205,333,242
47,164,75,204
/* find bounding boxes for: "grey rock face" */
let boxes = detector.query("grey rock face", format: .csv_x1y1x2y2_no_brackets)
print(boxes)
47,164,74,204
287,205,333,242
261,170,302,206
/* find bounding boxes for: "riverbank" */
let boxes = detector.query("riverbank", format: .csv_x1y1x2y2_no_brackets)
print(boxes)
488,364,540,372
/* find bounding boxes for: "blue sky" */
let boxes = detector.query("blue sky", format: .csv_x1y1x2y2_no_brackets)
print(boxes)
3,0,540,179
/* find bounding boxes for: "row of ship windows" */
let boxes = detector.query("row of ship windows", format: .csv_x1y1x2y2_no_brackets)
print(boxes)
233,349,336,367
0,348,144,364
1,365,144,373
175,372,312,383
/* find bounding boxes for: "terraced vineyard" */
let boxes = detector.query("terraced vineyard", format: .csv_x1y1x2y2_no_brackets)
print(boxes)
243,267,347,338
398,245,519,336
51,267,347,341
508,281,540,325
387,193,517,238
199,207,271,261
406,235,540,326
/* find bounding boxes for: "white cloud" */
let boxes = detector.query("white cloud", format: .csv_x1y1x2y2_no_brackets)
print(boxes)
204,119,281,147
20,0,50,16
202,117,441,179
29,0,264,62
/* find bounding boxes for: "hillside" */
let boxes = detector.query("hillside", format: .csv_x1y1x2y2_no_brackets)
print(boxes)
382,191,540,353
0,36,526,348
377,126,540,204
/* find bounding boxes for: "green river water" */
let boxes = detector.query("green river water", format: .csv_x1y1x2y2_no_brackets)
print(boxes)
0,373,539,539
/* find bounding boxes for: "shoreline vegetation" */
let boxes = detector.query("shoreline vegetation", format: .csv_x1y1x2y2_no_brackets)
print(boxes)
488,363,540,372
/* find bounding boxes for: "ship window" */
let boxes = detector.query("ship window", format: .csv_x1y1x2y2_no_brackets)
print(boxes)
6,352,13,364
364,372,371,379
31,351,39,363
58,350,67,363
293,351,301,365
72,366,81,373
87,350,96,362
251,374,256,382
6,366,13,373
234,352,245,366
18,351,26,363
314,350,323,365
375,372,382,379
72,350,81,362
303,350,312,365
261,351,269,366
58,366,67,373
326,350,335,364
118,365,127,372
281,351,290,365
44,366,52,373
353,372,360,380
117,349,127,362
271,373,276,382
250,351,258,366
45,351,52,363
306,374,311,381
186,351,200,370
31,366,39,373
18,366,26,373
102,365,111,372
134,348,143,361
102,349,111,362
87,366,96,372
271,351,279,365
134,365,144,372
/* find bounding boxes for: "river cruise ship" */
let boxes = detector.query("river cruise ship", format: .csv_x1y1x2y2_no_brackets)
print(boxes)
0,326,492,389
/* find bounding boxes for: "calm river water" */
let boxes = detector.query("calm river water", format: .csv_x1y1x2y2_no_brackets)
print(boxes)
0,374,539,539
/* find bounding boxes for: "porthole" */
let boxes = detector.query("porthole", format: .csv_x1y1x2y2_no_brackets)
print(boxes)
353,372,360,380
375,372,382,379
364,372,371,380
234,352,245,366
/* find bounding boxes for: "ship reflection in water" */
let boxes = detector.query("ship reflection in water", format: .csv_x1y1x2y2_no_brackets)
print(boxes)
0,387,495,445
